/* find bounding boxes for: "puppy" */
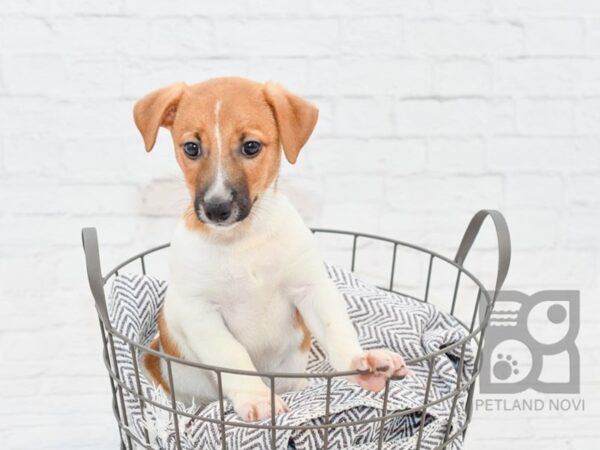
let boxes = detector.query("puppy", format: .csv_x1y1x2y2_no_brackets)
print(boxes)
134,77,410,422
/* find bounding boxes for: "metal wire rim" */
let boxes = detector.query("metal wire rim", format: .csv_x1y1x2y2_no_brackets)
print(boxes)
98,229,493,376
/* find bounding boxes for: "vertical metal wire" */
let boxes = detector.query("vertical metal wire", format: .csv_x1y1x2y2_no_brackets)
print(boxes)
376,378,391,449
98,319,125,448
166,360,182,450
469,288,483,332
415,359,435,449
388,244,398,290
424,255,434,303
443,343,467,443
269,376,277,450
107,332,133,450
140,256,146,275
465,289,490,426
323,376,332,448
216,371,227,450
350,235,358,271
450,270,462,316
130,343,150,445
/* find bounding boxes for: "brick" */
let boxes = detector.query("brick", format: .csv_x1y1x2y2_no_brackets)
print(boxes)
0,379,39,398
324,174,385,204
246,57,309,92
2,133,63,175
51,17,147,56
308,58,432,96
121,58,248,98
468,418,533,440
568,174,600,209
60,138,127,183
432,0,489,15
215,18,339,56
503,208,561,250
139,179,190,216
487,137,600,171
385,175,504,212
586,18,600,55
428,137,485,173
59,184,141,215
4,424,118,449
320,203,381,232
495,58,600,95
506,175,564,208
492,0,600,16
406,20,523,56
340,17,403,55
565,211,600,248
503,249,596,288
518,98,575,135
3,54,68,97
395,98,514,135
247,0,312,15
309,0,430,16
123,0,246,15
434,59,491,95
576,98,600,133
0,18,57,52
146,17,214,57
308,138,426,175
525,19,584,55
335,97,394,136
379,210,470,252
308,97,335,137
494,59,576,95
0,180,64,215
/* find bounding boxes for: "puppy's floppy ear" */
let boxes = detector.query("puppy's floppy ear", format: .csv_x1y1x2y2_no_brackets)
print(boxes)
264,82,319,164
133,82,187,152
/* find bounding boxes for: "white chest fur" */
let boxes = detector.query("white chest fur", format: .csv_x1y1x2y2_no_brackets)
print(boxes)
162,190,317,401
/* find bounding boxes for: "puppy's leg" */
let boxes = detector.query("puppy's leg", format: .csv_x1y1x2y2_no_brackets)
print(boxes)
290,254,410,391
172,303,288,421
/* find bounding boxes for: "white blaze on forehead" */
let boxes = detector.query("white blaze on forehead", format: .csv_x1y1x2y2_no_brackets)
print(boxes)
214,100,223,156
205,100,231,202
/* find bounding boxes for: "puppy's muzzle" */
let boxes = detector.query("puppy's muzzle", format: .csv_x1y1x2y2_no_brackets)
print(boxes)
204,200,233,223
195,186,251,227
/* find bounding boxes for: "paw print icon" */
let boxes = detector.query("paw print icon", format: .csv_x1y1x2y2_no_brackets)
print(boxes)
479,290,580,394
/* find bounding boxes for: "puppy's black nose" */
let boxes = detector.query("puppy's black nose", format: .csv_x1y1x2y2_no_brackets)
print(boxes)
204,201,232,223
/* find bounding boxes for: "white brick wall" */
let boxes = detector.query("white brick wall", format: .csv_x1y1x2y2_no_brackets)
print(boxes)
0,0,598,448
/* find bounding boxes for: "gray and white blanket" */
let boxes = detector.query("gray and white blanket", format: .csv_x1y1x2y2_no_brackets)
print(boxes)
108,265,474,449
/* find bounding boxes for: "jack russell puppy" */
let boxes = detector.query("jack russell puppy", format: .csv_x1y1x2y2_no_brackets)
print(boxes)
134,77,410,422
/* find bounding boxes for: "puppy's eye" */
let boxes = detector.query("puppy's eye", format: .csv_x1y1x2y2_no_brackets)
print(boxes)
241,141,262,158
183,142,201,159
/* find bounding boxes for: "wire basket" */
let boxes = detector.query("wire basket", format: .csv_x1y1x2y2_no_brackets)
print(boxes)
82,209,510,450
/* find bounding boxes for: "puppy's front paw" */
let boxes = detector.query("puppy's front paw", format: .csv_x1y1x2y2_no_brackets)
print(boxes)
232,390,289,422
349,349,411,392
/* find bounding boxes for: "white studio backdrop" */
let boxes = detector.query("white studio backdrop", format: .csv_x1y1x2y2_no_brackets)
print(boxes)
0,1,599,449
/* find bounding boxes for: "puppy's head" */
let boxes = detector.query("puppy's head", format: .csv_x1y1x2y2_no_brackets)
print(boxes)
133,77,318,228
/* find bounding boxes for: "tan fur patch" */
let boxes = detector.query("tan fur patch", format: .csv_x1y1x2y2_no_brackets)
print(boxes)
143,310,182,393
143,338,171,394
158,311,181,360
183,204,207,232
294,309,312,353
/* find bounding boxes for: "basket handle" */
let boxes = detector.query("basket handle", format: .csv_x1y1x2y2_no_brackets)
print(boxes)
454,209,511,295
81,227,110,325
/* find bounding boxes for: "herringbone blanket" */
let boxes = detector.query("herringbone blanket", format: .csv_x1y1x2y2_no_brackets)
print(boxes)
108,265,473,449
